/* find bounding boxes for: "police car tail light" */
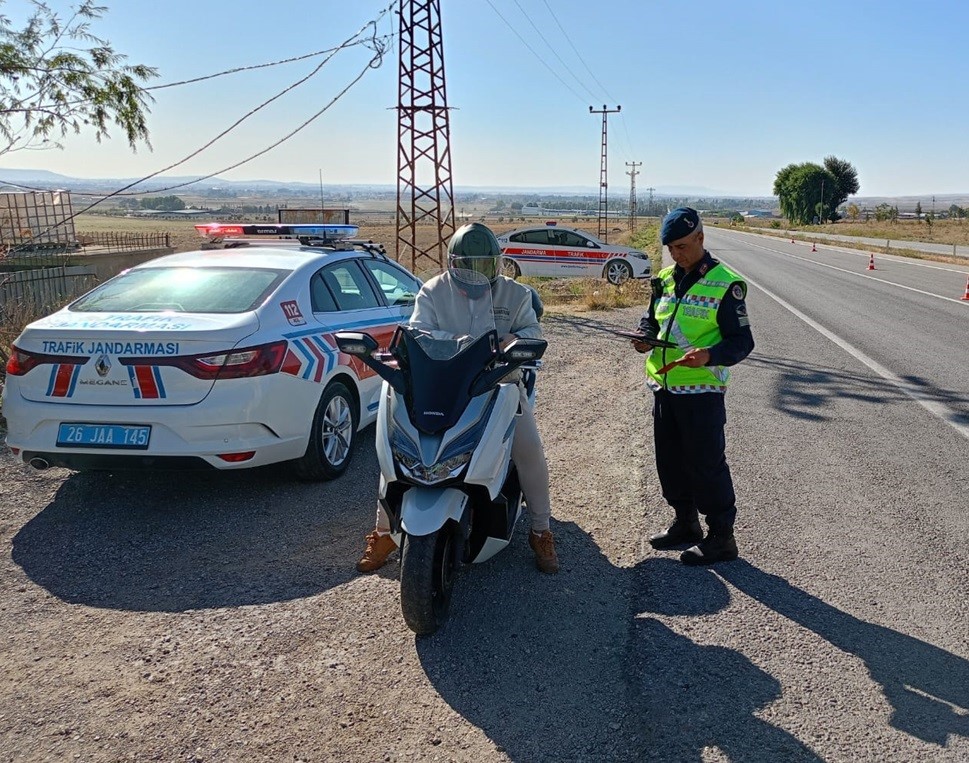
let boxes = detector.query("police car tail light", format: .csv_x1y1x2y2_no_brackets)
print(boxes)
122,340,288,380
6,345,88,376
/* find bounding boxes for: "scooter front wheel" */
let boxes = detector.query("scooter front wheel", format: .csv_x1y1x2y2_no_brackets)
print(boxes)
400,526,457,636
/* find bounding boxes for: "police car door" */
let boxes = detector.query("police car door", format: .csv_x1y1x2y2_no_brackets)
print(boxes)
309,261,392,419
561,229,602,277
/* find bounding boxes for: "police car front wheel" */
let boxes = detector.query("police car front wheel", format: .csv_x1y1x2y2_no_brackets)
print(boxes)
605,260,632,285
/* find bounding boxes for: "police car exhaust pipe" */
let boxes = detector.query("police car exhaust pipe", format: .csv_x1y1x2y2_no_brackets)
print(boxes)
28,457,50,471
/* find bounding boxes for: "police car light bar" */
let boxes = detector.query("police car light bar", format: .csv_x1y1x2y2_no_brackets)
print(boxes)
195,222,360,241
545,221,558,226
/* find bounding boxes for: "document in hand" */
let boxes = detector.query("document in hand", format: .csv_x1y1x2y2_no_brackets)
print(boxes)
611,329,677,349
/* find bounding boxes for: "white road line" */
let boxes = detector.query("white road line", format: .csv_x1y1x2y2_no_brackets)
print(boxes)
714,234,969,306
726,266,969,442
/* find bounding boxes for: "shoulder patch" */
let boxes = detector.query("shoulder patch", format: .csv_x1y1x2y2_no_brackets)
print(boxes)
731,283,746,300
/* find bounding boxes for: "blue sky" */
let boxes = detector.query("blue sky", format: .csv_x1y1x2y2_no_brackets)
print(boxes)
3,0,968,197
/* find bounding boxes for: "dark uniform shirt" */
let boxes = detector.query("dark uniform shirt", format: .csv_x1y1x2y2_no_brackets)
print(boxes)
639,251,754,367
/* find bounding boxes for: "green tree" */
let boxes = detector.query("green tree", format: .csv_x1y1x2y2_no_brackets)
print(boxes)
846,203,860,221
774,157,860,225
874,203,893,222
140,195,185,211
915,201,922,221
774,162,830,224
822,156,860,215
0,1,157,156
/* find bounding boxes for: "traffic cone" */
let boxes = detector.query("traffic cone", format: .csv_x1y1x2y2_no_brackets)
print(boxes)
811,242,817,252
867,253,876,271
961,274,969,301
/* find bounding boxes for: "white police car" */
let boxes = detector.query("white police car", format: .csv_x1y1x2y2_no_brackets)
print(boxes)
2,223,421,480
496,222,652,285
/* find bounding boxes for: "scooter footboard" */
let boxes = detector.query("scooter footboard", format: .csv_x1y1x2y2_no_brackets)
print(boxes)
400,487,469,537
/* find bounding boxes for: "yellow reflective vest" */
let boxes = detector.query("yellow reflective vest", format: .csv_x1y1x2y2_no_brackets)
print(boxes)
645,262,744,393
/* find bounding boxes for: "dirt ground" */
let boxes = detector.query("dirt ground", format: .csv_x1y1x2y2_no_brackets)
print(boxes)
0,304,656,763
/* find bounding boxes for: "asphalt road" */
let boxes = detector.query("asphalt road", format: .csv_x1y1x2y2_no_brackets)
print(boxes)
672,225,969,758
1,226,968,761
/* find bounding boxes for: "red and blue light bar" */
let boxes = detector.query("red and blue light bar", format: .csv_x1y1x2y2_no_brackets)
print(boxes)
195,222,359,240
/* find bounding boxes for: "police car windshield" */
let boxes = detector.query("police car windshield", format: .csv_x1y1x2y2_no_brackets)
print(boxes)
70,267,288,314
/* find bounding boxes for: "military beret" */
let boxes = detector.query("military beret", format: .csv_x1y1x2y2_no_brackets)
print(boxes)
660,207,703,245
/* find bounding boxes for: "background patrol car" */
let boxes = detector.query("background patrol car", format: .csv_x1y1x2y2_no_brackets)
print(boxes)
496,222,652,285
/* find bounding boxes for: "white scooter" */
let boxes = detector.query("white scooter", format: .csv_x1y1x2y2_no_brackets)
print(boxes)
335,278,546,635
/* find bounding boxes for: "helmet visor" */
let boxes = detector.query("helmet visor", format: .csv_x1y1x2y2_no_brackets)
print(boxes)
450,255,498,281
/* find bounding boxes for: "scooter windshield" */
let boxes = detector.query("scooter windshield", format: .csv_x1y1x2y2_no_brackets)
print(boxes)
399,268,499,434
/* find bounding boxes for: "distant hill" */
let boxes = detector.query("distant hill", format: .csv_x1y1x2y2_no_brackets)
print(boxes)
0,168,963,207
0,168,764,199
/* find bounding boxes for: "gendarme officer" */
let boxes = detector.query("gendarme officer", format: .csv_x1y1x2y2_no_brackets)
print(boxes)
632,208,754,564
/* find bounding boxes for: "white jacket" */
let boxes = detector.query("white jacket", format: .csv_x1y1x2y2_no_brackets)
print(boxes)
408,272,542,341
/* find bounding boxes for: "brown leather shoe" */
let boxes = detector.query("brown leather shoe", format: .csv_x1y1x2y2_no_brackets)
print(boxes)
356,531,397,573
528,530,560,574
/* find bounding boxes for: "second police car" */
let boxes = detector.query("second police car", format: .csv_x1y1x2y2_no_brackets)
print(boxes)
496,221,652,285
2,223,422,480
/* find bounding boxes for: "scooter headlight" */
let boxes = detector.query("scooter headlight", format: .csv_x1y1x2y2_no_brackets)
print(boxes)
395,450,473,485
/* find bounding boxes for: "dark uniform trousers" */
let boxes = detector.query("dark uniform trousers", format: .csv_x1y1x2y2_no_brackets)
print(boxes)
652,388,736,534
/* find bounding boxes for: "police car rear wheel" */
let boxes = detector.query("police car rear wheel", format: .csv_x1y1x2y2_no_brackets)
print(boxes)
605,260,632,286
499,257,520,279
293,381,358,481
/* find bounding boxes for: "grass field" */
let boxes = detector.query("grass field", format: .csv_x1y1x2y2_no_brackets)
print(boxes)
744,217,969,247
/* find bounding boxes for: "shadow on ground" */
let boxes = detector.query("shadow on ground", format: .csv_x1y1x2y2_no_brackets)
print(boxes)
11,440,381,611
416,521,824,762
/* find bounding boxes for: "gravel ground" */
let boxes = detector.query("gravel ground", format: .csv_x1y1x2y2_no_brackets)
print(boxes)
3,293,967,763
0,305,658,762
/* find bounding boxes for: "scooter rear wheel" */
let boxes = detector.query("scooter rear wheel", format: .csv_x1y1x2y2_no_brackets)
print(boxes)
400,526,457,636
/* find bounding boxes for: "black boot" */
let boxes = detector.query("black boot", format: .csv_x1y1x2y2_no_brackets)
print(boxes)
680,531,739,566
649,518,703,550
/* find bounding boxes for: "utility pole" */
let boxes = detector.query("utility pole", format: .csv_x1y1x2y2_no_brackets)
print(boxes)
626,161,641,232
396,0,455,274
589,104,620,242
819,177,824,224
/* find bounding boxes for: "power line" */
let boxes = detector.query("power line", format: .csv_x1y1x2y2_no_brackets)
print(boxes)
480,0,588,104
507,0,600,103
0,2,397,238
538,0,618,104
145,39,387,92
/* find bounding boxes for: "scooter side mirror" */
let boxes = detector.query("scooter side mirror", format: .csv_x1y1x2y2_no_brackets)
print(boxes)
335,331,405,394
469,338,548,397
335,331,379,357
501,337,547,362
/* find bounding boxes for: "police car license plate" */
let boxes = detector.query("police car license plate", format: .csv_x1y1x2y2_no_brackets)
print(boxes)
57,423,151,449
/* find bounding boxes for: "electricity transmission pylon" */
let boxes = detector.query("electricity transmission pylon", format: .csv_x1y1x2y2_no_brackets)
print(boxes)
396,0,455,274
589,105,620,243
626,161,641,232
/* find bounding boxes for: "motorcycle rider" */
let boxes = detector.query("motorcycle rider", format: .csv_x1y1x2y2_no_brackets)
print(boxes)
356,222,560,574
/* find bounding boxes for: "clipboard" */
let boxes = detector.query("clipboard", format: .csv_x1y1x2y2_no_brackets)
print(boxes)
611,329,677,349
